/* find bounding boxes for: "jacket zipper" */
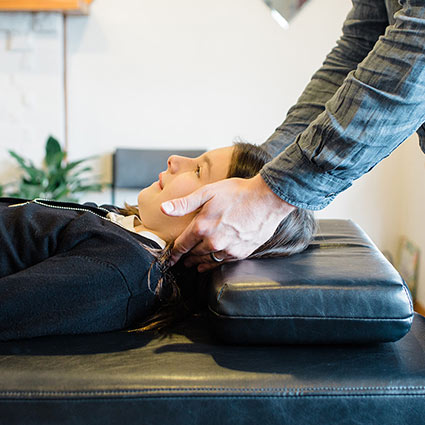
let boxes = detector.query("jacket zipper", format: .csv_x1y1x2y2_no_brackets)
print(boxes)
7,198,161,250
9,198,111,222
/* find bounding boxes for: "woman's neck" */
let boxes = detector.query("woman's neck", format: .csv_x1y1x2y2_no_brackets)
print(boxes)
134,218,168,246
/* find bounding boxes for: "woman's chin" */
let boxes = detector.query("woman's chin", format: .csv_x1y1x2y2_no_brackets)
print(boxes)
137,187,150,208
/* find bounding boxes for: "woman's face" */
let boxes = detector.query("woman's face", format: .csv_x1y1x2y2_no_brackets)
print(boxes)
137,146,234,242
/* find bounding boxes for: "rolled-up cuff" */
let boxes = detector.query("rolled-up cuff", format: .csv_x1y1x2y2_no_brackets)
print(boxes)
417,125,425,155
260,143,352,210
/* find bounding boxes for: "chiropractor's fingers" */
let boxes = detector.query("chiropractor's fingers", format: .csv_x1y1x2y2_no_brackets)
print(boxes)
162,183,228,265
170,208,254,266
168,209,232,265
164,175,295,267
161,185,214,217
183,251,229,268
169,205,247,265
182,251,232,273
161,186,216,265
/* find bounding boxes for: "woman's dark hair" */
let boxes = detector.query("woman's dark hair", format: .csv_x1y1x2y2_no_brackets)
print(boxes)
123,142,316,332
229,142,316,259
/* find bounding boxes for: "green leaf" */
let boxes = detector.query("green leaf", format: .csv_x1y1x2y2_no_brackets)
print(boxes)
68,168,94,181
46,168,66,188
51,184,71,200
45,136,63,168
9,151,45,183
8,150,29,169
64,159,88,173
14,182,44,199
46,151,66,173
6,136,103,202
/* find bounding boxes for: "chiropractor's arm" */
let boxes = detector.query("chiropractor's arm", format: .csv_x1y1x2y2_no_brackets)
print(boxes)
262,0,389,158
261,0,425,211
164,0,425,269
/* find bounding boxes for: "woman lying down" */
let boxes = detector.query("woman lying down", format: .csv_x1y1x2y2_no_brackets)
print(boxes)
0,142,316,340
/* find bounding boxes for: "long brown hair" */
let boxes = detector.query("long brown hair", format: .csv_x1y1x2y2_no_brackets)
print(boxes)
122,142,316,331
228,142,316,259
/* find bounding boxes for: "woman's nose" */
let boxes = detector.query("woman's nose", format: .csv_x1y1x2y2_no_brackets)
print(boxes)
167,155,190,174
167,155,178,173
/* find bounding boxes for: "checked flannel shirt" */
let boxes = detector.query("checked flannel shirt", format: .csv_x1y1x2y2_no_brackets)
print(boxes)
260,0,425,210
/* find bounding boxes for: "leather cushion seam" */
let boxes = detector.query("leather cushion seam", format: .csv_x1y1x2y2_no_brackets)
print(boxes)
207,306,413,321
400,279,414,315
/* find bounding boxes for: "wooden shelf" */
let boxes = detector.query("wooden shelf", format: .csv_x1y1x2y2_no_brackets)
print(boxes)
0,0,94,15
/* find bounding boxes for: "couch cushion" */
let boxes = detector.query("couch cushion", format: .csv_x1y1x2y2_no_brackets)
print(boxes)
0,314,424,425
207,219,414,344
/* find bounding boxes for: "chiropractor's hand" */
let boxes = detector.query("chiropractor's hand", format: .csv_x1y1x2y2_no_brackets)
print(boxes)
160,174,295,272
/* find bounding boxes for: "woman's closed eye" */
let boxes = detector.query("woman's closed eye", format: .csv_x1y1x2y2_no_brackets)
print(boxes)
195,164,201,178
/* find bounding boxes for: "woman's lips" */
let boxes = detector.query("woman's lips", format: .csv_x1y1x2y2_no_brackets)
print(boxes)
158,172,164,190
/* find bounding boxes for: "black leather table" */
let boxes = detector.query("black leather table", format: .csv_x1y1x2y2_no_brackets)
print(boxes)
0,219,422,424
0,313,424,425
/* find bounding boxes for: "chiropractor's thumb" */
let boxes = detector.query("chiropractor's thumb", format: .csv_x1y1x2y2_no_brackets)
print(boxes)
161,186,213,217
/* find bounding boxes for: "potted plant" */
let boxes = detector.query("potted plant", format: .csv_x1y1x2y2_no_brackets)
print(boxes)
0,136,103,202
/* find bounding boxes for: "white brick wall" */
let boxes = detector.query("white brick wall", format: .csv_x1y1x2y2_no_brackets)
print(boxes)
32,12,61,33
0,13,32,33
0,12,64,185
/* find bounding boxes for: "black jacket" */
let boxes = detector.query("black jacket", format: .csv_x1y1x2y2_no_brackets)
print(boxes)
0,197,162,341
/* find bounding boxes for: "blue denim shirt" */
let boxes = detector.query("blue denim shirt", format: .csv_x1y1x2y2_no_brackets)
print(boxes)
260,0,425,210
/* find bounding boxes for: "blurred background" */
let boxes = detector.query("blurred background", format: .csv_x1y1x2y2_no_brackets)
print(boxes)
0,0,424,308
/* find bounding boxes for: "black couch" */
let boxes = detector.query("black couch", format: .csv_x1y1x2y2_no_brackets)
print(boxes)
0,220,423,425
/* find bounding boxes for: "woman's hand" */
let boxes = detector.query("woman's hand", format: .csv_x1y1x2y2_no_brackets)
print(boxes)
161,174,295,272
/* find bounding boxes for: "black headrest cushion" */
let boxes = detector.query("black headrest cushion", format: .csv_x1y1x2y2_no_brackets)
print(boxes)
207,220,413,344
